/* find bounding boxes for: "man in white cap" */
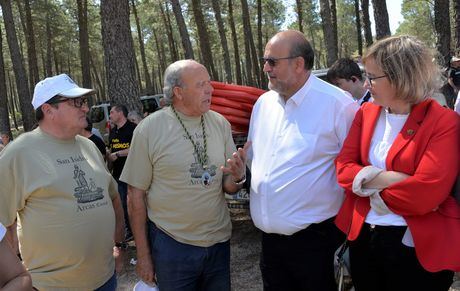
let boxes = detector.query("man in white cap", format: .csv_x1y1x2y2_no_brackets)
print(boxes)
0,74,125,290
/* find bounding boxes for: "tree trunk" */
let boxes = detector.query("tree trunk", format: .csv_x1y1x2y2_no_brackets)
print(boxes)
228,0,242,84
371,0,391,40
257,0,266,88
170,0,194,59
330,0,338,59
152,28,166,76
77,0,92,89
45,0,53,76
454,0,460,56
212,0,232,83
0,26,11,137
0,0,34,131
434,0,451,67
8,72,19,130
354,0,363,56
319,0,338,67
158,2,178,62
296,0,303,33
190,0,219,80
361,0,373,47
241,0,260,86
101,0,141,111
131,0,152,94
24,0,40,91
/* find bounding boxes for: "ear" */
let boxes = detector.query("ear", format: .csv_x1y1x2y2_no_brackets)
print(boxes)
351,76,358,83
173,86,183,101
295,57,305,73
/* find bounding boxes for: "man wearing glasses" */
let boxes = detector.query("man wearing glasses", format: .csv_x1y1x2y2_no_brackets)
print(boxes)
248,30,359,290
0,74,125,290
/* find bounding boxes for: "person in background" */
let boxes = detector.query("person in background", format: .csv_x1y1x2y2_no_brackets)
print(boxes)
0,74,125,290
127,110,143,125
327,57,372,105
335,35,460,291
0,222,32,291
81,116,107,157
248,30,359,291
108,104,137,241
121,60,247,290
439,56,460,109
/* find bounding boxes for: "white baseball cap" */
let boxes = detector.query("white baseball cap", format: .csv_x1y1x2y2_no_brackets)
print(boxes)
32,74,95,109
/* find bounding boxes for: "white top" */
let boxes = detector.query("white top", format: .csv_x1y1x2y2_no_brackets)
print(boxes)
248,75,359,235
366,109,408,226
0,222,5,241
455,91,460,114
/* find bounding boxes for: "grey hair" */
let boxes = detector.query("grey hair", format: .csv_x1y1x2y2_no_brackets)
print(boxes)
163,60,196,105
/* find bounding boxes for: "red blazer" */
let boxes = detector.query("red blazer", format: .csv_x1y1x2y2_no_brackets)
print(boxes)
335,99,460,272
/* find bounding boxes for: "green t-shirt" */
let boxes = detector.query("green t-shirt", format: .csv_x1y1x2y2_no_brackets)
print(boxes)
0,128,118,290
120,107,236,247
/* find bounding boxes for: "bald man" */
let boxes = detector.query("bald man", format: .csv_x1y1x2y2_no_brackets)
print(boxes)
247,30,359,290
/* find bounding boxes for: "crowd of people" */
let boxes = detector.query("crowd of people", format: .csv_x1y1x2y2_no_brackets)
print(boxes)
0,30,459,291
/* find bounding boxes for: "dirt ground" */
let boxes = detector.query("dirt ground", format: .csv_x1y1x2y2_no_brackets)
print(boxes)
116,209,460,291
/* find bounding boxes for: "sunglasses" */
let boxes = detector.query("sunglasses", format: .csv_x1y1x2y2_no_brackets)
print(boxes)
48,97,89,108
260,55,300,67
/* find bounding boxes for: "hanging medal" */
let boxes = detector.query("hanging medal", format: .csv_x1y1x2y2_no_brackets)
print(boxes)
172,105,213,187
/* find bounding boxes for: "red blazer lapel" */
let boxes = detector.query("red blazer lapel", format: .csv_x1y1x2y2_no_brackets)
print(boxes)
385,100,429,171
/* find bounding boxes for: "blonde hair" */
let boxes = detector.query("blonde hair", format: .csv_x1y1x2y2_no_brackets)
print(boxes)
363,35,441,104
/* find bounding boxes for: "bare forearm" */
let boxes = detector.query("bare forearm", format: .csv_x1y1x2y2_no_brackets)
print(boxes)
0,239,32,291
128,186,150,257
111,195,125,243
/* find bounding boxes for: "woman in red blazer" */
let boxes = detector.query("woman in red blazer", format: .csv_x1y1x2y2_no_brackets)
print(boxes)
335,35,460,291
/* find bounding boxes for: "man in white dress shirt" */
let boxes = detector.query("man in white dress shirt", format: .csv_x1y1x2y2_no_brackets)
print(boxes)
248,30,359,291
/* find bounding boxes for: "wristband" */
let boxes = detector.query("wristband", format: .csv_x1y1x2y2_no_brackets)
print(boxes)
234,174,246,185
115,241,128,250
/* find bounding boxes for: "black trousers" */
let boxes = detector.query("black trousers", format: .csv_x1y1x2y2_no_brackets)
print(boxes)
260,217,344,291
349,223,454,291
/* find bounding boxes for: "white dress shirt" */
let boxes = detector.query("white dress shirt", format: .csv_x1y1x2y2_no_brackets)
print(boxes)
248,75,359,235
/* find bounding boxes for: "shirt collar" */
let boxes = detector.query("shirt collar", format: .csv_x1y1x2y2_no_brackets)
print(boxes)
276,74,314,107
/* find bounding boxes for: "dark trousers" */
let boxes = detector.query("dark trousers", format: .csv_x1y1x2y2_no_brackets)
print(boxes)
349,223,454,291
117,180,132,239
148,222,230,291
260,217,344,291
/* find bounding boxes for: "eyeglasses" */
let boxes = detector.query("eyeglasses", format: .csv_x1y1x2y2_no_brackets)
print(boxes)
365,74,387,86
48,97,89,108
260,56,300,67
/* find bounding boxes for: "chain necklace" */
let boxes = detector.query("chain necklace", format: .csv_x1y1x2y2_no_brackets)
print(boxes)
171,105,209,170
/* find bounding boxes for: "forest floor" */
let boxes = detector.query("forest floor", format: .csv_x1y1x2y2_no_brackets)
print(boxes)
116,209,459,291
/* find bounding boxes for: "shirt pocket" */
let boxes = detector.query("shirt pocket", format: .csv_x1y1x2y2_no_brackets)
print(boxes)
280,130,318,164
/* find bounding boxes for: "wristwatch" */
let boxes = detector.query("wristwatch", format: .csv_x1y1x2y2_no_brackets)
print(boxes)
234,174,246,185
115,241,128,250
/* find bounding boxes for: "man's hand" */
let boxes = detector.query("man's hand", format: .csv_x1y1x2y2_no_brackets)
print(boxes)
107,152,118,162
221,141,251,182
136,254,156,285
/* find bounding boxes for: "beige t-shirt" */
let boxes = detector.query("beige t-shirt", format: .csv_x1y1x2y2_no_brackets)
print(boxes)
0,128,118,290
120,107,235,247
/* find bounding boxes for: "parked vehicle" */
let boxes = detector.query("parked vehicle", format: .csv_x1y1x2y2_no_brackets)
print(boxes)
140,94,164,115
90,103,111,143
